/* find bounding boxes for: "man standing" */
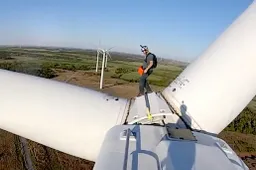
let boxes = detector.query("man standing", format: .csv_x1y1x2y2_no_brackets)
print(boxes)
138,45,157,96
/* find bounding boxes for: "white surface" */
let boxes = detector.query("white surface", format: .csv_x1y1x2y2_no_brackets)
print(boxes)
0,69,129,161
100,52,106,89
93,125,248,170
104,50,112,68
126,92,186,128
162,1,256,134
95,50,100,72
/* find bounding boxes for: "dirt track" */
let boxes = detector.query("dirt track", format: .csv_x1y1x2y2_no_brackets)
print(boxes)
0,130,25,170
53,70,164,99
240,153,256,169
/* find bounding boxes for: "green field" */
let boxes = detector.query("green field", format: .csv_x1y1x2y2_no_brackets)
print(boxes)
0,47,183,87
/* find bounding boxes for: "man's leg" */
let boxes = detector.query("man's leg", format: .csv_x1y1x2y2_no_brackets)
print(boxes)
138,73,148,96
145,70,153,93
145,79,152,93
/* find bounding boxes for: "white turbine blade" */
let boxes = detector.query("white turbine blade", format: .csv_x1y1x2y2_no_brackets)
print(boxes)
0,69,129,161
94,39,101,51
106,51,112,60
107,46,115,51
96,51,100,72
162,1,256,135
106,46,114,60
98,49,104,54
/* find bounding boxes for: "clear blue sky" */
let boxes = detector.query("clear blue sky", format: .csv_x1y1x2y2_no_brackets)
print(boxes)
0,0,253,61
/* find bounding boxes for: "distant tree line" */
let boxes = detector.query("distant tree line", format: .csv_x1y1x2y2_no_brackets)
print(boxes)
0,51,15,60
0,61,57,78
111,67,136,79
225,107,256,135
42,62,94,71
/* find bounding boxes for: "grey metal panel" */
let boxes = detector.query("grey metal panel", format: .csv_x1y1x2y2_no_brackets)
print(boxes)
93,125,248,170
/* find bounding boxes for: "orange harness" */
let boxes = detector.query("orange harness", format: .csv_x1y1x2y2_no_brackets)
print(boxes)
137,66,144,75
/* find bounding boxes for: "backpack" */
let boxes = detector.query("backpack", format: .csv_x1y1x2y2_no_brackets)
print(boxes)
145,53,158,69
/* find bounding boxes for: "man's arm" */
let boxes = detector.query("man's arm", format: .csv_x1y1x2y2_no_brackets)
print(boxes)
145,61,153,72
144,54,154,73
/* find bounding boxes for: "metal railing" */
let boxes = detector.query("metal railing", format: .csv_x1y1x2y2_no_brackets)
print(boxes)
123,128,131,170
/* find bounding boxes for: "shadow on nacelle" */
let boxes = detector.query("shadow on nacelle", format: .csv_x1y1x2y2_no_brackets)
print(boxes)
130,101,196,170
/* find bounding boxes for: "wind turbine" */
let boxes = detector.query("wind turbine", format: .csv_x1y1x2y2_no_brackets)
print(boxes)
104,47,114,68
95,40,102,73
0,1,255,170
95,40,114,71
99,47,114,89
95,49,102,73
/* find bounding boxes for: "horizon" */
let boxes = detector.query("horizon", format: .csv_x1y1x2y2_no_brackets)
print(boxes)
0,0,253,62
0,44,189,64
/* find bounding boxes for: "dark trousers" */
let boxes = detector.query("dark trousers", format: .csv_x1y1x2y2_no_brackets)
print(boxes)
139,70,153,94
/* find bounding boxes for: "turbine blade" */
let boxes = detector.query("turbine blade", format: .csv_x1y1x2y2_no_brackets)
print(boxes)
99,39,101,47
107,52,112,60
162,1,256,135
98,49,103,54
107,46,115,51
0,69,129,161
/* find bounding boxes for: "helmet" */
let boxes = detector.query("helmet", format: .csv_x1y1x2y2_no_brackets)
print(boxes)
140,45,149,52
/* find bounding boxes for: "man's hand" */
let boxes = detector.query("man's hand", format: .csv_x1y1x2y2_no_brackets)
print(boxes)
144,69,148,73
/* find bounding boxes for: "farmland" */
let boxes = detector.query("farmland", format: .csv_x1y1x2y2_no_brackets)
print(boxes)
0,46,255,169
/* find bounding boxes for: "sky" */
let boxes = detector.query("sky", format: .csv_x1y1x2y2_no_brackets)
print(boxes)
0,0,253,62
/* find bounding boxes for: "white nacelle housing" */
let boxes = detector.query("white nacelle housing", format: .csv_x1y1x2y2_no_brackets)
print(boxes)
93,125,249,170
